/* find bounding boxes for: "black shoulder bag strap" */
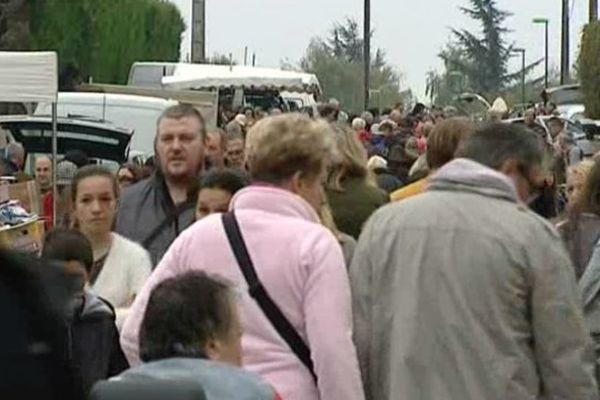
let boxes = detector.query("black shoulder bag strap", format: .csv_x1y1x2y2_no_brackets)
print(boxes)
221,211,317,382
142,202,194,249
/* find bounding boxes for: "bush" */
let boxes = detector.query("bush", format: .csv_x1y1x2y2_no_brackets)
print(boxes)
29,0,184,84
578,21,600,119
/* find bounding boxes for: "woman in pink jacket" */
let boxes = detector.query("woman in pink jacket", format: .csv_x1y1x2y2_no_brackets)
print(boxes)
121,114,365,400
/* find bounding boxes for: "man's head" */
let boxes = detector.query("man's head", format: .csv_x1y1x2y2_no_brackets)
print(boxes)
41,229,93,286
379,120,397,136
426,118,475,170
35,156,52,191
361,111,374,126
225,135,245,170
139,272,242,366
318,103,338,122
389,110,403,125
457,123,545,202
547,117,565,139
206,130,227,170
524,108,536,125
156,104,206,183
5,142,25,171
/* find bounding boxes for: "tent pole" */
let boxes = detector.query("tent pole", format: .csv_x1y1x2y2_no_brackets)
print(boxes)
51,102,58,226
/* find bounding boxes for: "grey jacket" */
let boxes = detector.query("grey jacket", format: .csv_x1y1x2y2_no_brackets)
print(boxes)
115,175,196,266
558,213,600,280
350,158,598,400
580,240,600,384
115,358,278,400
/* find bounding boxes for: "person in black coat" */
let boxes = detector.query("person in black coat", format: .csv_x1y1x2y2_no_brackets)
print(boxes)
42,229,129,395
0,250,81,400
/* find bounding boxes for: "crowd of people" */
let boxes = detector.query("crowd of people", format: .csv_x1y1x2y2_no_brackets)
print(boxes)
2,99,600,400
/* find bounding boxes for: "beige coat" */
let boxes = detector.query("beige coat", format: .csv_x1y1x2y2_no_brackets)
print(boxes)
350,159,598,400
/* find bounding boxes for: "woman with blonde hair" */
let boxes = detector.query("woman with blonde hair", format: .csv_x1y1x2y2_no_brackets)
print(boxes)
558,159,600,279
326,124,389,239
122,114,365,400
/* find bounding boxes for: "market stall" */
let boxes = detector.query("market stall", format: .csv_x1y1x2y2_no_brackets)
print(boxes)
0,51,58,252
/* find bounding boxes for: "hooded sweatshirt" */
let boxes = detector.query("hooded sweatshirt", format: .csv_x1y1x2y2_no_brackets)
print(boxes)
115,358,281,400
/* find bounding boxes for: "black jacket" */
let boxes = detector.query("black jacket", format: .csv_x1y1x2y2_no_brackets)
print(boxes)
115,174,197,266
68,292,129,395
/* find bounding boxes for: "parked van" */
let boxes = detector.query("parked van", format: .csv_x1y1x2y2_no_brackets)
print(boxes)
35,92,178,156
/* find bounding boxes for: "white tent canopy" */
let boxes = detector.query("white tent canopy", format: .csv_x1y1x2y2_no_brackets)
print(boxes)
162,64,321,94
0,52,58,103
0,51,59,222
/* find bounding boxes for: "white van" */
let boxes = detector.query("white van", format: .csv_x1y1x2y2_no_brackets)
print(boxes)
35,92,178,156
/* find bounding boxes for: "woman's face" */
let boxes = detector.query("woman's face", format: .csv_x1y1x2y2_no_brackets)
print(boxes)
73,176,117,236
196,188,233,220
566,170,586,211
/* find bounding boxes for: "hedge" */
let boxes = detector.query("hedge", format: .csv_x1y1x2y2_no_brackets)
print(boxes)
29,0,185,84
578,21,600,119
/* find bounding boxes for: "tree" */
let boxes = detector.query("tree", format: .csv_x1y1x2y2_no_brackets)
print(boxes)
301,19,403,113
429,0,542,106
578,21,600,119
0,0,29,50
28,0,184,84
207,53,235,65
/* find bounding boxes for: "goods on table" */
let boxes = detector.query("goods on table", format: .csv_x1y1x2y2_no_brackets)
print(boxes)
0,185,44,253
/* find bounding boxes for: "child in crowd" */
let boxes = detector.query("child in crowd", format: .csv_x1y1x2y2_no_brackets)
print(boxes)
41,228,129,395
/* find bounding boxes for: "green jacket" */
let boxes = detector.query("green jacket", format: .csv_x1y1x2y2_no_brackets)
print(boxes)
326,177,389,240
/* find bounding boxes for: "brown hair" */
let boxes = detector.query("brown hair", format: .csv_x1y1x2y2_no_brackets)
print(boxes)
426,117,476,169
245,114,333,183
156,103,207,141
71,165,119,202
326,123,372,192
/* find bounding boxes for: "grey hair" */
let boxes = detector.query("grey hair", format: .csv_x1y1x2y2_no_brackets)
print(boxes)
456,123,543,171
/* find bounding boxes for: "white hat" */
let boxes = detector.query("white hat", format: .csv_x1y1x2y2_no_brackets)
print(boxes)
371,123,383,136
234,114,247,127
367,155,388,170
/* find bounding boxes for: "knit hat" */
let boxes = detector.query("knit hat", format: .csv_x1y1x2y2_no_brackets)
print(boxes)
56,160,78,186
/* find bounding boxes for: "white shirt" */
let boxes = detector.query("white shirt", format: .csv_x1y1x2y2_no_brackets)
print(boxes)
90,232,152,328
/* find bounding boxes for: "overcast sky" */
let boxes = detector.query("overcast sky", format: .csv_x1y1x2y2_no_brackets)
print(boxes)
169,0,589,100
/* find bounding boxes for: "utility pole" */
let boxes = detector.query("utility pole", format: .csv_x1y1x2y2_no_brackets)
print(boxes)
533,18,549,88
363,0,371,111
191,0,206,63
561,0,570,84
591,0,599,21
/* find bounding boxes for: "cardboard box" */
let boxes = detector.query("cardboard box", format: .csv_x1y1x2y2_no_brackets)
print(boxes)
0,218,44,254
8,180,41,216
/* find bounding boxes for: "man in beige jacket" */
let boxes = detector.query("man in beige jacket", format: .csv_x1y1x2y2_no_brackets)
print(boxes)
351,122,598,400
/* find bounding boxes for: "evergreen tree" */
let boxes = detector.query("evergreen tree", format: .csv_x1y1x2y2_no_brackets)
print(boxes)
301,18,404,112
431,0,542,105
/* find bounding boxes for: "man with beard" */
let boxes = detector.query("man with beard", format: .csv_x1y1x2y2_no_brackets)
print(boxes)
116,104,206,266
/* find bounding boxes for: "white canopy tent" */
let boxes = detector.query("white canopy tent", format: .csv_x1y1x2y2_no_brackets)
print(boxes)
162,64,322,95
0,51,59,220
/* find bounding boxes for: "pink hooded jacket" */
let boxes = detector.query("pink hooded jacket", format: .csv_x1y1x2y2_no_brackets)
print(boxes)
120,186,365,400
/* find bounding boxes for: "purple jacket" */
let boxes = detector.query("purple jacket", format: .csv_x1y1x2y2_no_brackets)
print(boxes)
121,186,365,400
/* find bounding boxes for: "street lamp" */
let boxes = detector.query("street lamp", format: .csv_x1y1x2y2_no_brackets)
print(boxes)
512,48,526,105
533,18,549,89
